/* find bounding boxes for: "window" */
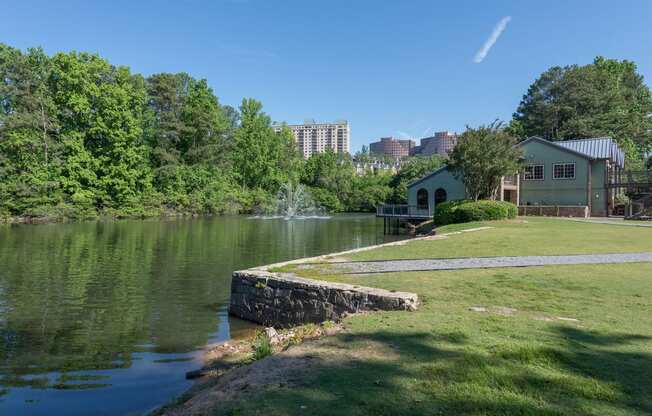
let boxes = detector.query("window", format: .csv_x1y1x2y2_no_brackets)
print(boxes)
524,164,544,181
434,188,447,205
553,163,575,180
416,188,429,210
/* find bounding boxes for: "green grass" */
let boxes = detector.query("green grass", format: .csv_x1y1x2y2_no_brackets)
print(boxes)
348,217,652,261
219,219,652,415
251,331,274,361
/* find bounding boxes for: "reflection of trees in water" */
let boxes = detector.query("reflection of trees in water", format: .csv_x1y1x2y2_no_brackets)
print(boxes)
0,215,385,391
0,220,228,389
236,216,385,265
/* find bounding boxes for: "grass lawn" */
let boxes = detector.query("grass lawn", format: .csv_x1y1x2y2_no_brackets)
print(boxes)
213,219,652,416
346,217,652,261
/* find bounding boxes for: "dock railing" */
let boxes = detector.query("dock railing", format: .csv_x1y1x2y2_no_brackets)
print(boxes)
376,204,433,219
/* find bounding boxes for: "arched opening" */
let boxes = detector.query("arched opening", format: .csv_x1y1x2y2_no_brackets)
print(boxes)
435,188,447,205
416,188,429,210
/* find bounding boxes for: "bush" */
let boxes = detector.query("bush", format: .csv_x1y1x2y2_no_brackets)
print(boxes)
432,200,468,226
433,200,517,225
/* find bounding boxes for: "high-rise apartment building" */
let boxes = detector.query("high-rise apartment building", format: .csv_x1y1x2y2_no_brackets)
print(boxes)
369,137,415,159
411,131,458,157
274,120,349,159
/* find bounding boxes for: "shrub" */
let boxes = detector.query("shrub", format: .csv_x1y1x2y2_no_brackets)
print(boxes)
432,200,468,225
456,200,517,223
433,200,517,225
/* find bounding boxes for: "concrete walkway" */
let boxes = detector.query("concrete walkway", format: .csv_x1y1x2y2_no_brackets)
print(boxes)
559,218,652,228
331,252,652,274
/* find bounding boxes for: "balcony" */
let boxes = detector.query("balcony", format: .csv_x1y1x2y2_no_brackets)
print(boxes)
503,175,518,186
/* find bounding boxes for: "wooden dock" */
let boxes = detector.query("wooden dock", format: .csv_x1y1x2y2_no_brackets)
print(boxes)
376,204,433,234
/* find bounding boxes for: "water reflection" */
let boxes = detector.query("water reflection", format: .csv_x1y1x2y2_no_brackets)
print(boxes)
0,214,396,415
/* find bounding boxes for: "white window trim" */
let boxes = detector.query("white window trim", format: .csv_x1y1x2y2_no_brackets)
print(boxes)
552,162,576,180
523,164,545,181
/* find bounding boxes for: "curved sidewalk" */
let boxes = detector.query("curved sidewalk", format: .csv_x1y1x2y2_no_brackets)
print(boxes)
560,218,652,228
331,252,652,274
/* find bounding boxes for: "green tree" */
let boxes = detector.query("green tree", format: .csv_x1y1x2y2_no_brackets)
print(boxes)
0,44,63,216
145,72,190,168
348,171,393,212
301,150,355,193
145,73,242,214
276,124,303,185
354,145,373,163
513,57,652,165
146,73,231,166
448,122,522,201
181,79,230,164
49,51,153,212
388,155,444,203
223,105,240,130
301,150,356,211
233,99,301,193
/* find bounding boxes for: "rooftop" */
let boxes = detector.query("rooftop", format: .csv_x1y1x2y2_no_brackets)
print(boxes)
273,120,348,127
556,137,625,168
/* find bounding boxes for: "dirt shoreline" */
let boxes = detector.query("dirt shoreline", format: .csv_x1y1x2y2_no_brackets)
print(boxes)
153,323,344,416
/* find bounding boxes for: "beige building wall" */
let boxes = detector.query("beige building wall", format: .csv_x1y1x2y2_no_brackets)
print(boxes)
275,121,350,159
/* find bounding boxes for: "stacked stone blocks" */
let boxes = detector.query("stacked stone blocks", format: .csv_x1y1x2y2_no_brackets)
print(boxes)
229,270,418,328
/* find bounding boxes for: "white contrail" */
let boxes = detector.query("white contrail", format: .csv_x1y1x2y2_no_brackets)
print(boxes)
473,16,511,63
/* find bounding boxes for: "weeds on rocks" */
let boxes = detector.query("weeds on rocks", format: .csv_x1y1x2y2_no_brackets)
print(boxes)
251,331,274,361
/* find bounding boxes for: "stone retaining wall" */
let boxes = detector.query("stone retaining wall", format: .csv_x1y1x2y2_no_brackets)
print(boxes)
229,270,418,328
519,205,589,218
228,227,494,327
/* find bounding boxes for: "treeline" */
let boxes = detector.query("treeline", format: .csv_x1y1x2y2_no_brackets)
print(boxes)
0,44,443,221
509,56,652,166
5,44,647,222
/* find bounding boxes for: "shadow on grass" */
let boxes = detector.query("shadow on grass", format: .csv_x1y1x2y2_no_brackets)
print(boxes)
214,326,652,416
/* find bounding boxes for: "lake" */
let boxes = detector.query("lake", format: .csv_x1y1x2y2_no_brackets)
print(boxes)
0,214,400,416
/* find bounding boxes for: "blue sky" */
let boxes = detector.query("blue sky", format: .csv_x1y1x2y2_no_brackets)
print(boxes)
2,0,652,152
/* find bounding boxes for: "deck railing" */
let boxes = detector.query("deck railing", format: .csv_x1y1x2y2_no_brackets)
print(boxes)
608,170,652,187
503,175,518,186
376,204,433,218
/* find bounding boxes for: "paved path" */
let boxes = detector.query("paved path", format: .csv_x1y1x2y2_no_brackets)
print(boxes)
559,218,652,228
330,252,652,274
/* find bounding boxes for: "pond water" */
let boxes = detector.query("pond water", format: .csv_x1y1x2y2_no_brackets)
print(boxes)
0,214,400,416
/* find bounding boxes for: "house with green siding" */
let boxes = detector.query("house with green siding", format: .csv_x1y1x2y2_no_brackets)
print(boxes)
407,137,625,217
